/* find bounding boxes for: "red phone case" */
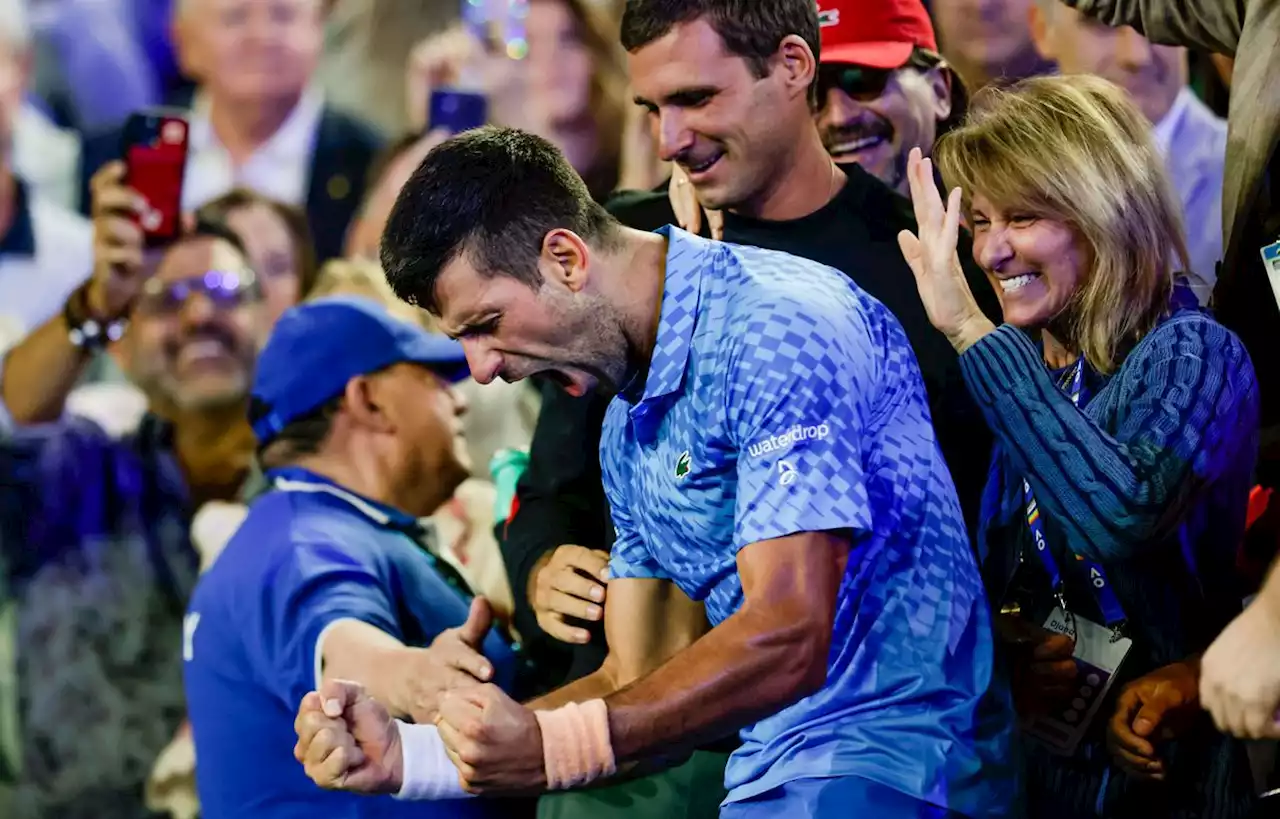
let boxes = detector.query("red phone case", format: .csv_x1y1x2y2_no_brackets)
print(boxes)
124,112,189,246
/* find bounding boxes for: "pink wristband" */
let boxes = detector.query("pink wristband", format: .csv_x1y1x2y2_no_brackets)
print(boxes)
533,700,617,790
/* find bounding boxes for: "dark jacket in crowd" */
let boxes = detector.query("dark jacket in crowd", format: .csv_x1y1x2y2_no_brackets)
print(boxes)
0,414,204,819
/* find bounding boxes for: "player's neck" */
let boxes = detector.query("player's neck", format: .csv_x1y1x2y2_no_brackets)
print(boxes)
731,128,845,222
603,229,670,392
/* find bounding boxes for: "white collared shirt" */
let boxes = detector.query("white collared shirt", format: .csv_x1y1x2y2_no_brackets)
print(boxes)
1149,86,1228,305
0,188,94,429
0,193,93,352
182,87,325,212
1151,87,1192,158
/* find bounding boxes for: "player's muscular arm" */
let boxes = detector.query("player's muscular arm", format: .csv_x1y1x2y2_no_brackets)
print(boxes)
604,530,848,762
529,577,711,710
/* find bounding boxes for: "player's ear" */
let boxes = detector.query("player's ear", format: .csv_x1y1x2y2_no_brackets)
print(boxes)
539,229,591,293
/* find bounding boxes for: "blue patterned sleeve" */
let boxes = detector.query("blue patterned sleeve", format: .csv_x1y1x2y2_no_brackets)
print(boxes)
600,401,668,580
727,296,878,549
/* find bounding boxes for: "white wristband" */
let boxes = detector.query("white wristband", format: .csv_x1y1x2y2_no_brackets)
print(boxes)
392,721,472,801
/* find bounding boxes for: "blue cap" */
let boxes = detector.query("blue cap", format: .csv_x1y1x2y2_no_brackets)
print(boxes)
250,295,469,444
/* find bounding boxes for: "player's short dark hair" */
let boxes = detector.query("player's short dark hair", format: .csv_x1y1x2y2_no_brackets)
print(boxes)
380,126,620,314
620,0,820,82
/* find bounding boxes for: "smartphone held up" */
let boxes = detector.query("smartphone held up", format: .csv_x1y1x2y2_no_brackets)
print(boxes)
428,89,488,135
426,0,528,135
121,109,190,247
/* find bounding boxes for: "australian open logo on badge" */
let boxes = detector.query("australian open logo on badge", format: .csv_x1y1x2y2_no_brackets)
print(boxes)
1261,238,1280,289
1027,494,1049,554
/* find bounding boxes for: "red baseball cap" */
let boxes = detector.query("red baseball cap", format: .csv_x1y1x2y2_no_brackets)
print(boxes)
817,0,938,70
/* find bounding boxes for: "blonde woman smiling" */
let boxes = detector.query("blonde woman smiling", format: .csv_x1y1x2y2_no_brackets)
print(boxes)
899,75,1258,818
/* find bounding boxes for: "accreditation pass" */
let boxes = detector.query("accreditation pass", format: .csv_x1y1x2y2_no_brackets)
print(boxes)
1023,608,1133,756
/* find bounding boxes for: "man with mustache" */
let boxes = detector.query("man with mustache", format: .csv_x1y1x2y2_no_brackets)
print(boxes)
814,0,961,198
184,295,530,819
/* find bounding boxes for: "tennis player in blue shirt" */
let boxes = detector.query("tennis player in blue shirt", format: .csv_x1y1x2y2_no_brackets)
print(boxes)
292,129,1016,818
184,296,529,819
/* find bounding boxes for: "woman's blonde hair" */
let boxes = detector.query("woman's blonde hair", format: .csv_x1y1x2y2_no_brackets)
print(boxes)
934,74,1189,373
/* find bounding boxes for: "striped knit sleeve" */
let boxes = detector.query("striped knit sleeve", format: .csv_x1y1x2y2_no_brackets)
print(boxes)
958,318,1257,562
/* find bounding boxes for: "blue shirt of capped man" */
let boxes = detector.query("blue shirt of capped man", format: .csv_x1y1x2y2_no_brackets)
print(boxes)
600,227,1016,817
183,297,520,819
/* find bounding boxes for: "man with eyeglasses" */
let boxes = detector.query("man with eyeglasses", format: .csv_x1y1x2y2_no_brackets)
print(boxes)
0,160,272,818
815,0,963,198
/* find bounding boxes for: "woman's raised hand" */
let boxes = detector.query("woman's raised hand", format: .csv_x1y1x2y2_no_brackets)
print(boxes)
897,148,994,352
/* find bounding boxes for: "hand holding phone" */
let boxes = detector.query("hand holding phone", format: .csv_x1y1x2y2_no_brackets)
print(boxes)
86,161,157,320
406,1,527,134
428,89,488,134
405,27,484,132
121,109,189,247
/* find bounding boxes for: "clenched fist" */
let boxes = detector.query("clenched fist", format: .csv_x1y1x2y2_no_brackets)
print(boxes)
437,684,546,794
294,680,404,794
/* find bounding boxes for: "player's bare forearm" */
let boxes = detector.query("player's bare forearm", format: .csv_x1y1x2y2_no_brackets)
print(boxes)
528,577,710,711
604,531,848,762
604,598,825,760
527,667,619,710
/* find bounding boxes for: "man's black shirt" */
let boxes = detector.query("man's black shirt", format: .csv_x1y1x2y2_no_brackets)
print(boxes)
502,165,1001,688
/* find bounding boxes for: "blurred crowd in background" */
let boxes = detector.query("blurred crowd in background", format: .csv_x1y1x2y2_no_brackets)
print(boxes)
0,0,1275,817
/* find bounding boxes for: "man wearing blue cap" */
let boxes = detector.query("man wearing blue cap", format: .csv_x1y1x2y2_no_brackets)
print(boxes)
183,295,531,819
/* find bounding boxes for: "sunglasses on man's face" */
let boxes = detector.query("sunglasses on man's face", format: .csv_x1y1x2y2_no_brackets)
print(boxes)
818,64,899,104
135,269,261,317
